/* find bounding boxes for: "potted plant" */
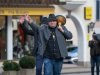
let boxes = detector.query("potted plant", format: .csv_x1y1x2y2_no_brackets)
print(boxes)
2,60,20,75
19,55,35,75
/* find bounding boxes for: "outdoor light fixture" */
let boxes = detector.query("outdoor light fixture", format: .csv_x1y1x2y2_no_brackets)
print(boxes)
66,10,71,18
88,22,95,33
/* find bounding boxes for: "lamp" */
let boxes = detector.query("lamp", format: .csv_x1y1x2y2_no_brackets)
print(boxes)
88,22,95,33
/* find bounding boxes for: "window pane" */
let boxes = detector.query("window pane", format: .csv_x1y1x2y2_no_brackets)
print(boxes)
0,16,7,60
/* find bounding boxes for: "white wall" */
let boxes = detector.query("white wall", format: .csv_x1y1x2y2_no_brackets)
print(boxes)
65,19,78,46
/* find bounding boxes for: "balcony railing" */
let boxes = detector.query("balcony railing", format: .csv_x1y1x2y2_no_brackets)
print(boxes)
0,0,66,7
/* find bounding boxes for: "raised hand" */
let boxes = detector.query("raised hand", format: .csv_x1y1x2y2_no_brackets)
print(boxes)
19,16,25,24
25,14,29,21
25,14,33,24
58,25,64,33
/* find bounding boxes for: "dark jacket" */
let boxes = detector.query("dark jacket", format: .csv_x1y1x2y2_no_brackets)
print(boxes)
44,28,61,59
38,25,72,58
89,40,100,57
21,20,49,56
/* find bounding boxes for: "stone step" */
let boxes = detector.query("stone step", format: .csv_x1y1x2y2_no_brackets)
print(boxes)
61,64,91,74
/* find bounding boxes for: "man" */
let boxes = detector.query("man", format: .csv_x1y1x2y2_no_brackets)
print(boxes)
38,14,72,75
89,32,100,75
19,15,48,75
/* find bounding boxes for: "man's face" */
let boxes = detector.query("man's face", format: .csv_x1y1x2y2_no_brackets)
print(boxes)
48,21,57,28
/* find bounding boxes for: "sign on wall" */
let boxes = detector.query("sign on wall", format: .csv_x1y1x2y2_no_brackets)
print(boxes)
0,8,54,15
84,7,92,20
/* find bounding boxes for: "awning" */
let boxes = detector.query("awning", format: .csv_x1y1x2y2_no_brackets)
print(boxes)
0,7,55,16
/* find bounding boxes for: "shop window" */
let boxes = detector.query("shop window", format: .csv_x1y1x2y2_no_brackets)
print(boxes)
0,16,6,60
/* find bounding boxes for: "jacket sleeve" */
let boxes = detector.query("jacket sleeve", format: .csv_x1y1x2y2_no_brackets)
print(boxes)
62,26,73,40
37,27,45,56
29,21,39,31
21,20,34,36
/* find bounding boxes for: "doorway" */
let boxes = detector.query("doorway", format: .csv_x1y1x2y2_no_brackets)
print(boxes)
64,13,87,65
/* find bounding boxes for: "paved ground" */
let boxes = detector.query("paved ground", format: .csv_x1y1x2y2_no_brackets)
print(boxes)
62,73,91,75
61,63,92,75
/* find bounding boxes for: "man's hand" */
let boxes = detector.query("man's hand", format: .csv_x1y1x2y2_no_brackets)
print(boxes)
19,16,25,24
25,14,33,24
58,25,64,33
25,14,29,21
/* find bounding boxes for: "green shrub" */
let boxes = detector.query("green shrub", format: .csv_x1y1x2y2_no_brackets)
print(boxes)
3,60,20,71
19,56,35,69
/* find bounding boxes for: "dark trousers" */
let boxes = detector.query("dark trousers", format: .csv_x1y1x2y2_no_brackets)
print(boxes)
36,55,43,75
91,56,100,75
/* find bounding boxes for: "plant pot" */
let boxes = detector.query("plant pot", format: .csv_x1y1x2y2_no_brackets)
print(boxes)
2,71,20,75
20,68,35,75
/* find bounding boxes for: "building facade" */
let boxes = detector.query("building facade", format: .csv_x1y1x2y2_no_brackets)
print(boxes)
0,0,99,66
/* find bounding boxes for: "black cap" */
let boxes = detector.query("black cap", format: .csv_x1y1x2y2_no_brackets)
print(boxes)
48,14,57,22
41,17,48,25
